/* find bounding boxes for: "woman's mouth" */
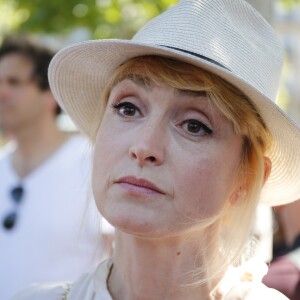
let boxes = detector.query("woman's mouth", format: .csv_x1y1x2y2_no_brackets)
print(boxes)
115,176,165,196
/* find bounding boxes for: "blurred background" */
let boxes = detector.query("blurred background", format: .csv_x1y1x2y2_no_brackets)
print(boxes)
0,0,299,140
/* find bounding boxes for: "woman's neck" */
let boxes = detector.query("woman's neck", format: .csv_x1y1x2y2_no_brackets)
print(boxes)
108,230,222,300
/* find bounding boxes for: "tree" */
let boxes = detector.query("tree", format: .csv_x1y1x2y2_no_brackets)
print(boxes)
0,0,177,39
0,0,299,40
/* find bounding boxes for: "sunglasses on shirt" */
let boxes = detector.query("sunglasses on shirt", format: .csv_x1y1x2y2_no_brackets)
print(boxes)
2,186,24,230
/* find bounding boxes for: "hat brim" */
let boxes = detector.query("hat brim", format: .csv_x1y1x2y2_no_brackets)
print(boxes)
49,39,300,206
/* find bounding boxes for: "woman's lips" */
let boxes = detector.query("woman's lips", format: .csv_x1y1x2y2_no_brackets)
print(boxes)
115,176,165,196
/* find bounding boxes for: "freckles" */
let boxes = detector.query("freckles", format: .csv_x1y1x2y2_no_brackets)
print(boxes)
183,158,212,187
174,156,226,219
184,210,195,218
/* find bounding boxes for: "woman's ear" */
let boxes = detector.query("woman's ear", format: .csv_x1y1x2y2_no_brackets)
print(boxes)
263,156,272,185
229,157,272,206
229,186,245,205
229,179,247,206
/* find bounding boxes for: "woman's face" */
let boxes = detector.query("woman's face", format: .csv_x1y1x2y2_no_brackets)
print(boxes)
92,78,244,237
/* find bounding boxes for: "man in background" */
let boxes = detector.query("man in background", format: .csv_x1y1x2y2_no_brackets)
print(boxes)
0,36,113,299
263,201,300,300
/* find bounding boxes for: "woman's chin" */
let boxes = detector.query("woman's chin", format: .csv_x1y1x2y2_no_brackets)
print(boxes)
96,195,170,237
105,213,162,237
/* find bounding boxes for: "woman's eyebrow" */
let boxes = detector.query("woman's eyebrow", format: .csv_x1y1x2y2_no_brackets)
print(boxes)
176,89,207,98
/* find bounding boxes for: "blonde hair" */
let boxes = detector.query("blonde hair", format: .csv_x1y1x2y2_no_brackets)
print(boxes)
95,56,272,286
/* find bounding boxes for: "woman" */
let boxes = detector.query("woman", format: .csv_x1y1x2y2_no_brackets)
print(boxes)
13,0,300,299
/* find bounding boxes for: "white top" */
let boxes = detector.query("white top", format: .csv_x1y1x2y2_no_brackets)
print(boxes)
11,259,113,300
0,135,113,300
287,247,300,270
11,258,289,300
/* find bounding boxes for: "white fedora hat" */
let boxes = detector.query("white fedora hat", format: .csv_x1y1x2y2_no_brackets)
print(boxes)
49,0,300,206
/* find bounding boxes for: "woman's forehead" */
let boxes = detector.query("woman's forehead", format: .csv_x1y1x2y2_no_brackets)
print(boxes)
112,58,210,92
112,78,211,104
114,75,209,96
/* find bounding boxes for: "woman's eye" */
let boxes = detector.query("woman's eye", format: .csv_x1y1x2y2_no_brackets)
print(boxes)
112,101,141,117
181,119,213,136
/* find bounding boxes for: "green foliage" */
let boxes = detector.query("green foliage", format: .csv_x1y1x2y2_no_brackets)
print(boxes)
0,0,299,40
3,0,178,39
281,0,300,7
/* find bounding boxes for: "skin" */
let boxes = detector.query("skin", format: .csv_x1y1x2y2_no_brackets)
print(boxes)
0,53,47,132
92,79,245,299
0,53,68,177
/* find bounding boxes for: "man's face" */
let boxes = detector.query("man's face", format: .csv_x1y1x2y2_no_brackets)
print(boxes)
0,53,45,134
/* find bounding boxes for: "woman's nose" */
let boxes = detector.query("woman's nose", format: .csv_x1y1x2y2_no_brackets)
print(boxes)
129,123,165,167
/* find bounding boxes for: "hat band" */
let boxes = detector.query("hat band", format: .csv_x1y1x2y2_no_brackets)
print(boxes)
159,45,231,71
